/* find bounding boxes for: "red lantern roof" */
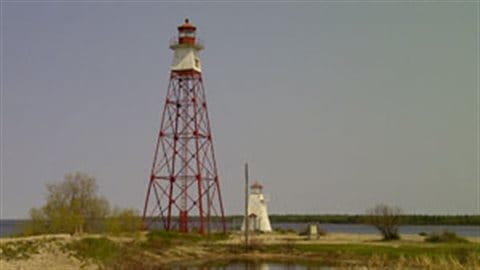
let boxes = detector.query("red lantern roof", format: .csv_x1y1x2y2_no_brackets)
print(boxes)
250,181,263,189
178,18,196,32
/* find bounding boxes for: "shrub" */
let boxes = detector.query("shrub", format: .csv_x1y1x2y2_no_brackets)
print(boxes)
24,172,110,235
425,230,469,243
365,204,402,240
105,208,142,235
65,237,119,264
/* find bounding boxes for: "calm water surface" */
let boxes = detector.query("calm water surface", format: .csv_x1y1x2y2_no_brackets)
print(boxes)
172,261,334,270
270,222,480,236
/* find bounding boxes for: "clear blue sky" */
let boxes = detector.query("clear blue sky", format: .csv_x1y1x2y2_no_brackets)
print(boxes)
1,2,479,218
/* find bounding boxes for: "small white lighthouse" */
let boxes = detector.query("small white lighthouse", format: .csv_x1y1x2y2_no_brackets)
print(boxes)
241,181,272,232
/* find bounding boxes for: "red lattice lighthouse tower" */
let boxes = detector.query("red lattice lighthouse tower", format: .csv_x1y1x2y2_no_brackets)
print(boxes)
143,19,226,233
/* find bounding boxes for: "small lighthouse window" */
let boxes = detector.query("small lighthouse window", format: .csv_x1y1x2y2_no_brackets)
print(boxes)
180,31,195,38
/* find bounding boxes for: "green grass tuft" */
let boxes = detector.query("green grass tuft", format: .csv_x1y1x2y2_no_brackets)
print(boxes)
144,230,229,252
264,242,479,262
65,237,119,264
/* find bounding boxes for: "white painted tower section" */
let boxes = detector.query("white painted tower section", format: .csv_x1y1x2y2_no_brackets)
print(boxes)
170,44,203,73
241,182,272,232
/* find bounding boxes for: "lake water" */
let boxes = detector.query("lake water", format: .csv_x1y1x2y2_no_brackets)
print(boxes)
1,219,478,238
271,222,480,236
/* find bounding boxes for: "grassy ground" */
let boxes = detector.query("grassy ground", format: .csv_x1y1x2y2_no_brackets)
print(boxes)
219,232,480,269
1,231,479,269
261,242,479,267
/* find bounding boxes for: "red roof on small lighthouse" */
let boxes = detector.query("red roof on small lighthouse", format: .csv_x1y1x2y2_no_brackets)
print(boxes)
178,18,196,32
251,181,263,189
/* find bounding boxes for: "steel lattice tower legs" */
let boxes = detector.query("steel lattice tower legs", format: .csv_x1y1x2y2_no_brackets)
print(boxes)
142,71,226,233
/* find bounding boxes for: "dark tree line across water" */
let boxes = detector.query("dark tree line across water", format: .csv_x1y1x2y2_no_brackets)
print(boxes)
224,214,480,225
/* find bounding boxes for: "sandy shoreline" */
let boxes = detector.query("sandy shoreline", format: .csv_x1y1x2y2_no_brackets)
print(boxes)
0,234,95,270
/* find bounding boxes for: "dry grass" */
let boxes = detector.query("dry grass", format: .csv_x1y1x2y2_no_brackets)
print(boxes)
336,253,480,270
0,235,97,270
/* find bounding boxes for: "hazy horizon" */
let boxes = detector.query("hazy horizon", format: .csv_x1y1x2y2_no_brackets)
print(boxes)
1,2,479,219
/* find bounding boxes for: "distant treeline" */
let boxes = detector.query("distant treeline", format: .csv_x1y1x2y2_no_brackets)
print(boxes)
225,215,480,225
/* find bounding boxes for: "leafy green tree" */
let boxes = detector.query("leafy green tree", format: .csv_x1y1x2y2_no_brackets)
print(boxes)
105,208,142,235
22,208,48,235
365,204,402,240
25,172,110,235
